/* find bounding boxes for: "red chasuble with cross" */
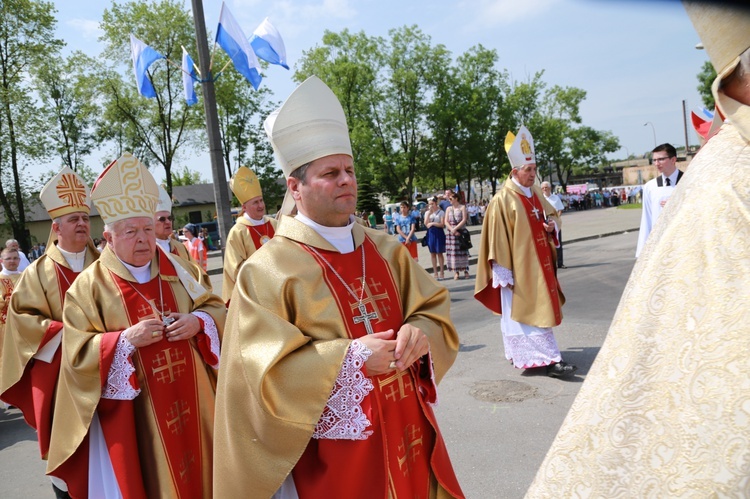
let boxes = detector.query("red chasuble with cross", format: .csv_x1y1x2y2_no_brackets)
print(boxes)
52,250,217,499
293,236,463,499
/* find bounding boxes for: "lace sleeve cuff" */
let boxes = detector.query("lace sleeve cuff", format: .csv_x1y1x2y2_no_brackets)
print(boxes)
312,339,374,440
193,310,220,369
102,333,140,400
491,261,514,288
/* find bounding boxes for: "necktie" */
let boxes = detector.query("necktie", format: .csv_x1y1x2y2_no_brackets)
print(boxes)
665,177,671,186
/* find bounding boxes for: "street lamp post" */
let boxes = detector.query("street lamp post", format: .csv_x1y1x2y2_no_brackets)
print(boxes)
643,122,657,149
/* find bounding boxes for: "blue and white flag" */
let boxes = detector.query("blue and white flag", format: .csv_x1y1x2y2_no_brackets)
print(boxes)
130,34,164,98
250,17,289,70
182,47,198,106
215,2,262,89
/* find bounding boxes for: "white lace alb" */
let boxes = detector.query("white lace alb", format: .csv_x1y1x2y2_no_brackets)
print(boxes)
193,310,220,369
312,340,374,440
491,261,514,288
102,333,140,400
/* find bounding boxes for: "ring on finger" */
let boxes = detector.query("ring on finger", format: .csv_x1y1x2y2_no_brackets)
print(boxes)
152,330,161,338
388,361,397,369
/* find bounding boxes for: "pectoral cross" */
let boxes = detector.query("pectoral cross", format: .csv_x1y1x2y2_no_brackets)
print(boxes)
353,303,378,335
531,206,541,220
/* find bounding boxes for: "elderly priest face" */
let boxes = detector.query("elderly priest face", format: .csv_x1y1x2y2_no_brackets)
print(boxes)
103,217,157,267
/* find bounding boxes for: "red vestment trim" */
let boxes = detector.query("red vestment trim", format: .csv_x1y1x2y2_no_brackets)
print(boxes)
245,220,275,250
102,250,206,499
0,277,15,323
517,192,563,325
1,262,77,459
295,237,463,498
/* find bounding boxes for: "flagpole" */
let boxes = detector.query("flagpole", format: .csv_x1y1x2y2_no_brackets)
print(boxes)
191,0,233,256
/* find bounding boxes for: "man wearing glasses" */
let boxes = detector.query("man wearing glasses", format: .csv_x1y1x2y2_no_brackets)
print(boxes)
154,185,192,261
635,143,683,257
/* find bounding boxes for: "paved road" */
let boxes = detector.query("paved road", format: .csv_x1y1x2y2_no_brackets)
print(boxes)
0,206,641,498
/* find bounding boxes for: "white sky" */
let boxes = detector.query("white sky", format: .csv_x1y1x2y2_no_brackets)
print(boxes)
47,0,711,184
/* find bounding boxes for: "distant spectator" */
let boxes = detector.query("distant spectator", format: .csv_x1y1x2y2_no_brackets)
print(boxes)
3,240,29,272
367,211,377,229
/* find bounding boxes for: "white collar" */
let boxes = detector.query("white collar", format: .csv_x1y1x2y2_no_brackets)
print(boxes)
120,259,152,284
511,177,532,197
57,245,87,273
0,268,21,275
243,213,266,226
295,212,356,254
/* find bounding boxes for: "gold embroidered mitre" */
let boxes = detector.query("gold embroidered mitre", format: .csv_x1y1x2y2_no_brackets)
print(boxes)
155,185,173,213
230,166,263,204
91,153,159,224
264,75,352,178
39,166,91,218
505,125,536,169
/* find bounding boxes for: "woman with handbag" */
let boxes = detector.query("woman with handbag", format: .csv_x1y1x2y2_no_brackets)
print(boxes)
394,201,419,261
444,193,470,280
423,197,446,280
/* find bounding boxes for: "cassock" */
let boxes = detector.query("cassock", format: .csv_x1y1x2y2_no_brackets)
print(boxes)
221,215,277,302
635,169,683,257
0,270,22,371
474,178,564,368
525,96,750,495
0,240,99,459
46,246,225,499
215,216,463,498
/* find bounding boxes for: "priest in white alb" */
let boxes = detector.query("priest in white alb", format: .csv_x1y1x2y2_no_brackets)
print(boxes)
474,126,576,378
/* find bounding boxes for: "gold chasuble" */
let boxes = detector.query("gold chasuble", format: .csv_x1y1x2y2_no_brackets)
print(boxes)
221,216,277,302
474,178,563,327
215,216,463,498
47,247,225,499
0,240,99,459
525,100,750,494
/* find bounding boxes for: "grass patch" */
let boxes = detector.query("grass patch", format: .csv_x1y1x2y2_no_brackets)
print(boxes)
617,203,642,209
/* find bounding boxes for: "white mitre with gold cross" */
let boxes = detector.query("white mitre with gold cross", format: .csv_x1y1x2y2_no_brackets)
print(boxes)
39,166,91,219
505,125,536,169
91,152,159,225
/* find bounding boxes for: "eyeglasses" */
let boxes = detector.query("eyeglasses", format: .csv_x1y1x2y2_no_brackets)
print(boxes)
156,215,175,222
653,156,674,163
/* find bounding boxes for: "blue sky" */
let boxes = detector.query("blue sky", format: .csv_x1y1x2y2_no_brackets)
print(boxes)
49,0,710,184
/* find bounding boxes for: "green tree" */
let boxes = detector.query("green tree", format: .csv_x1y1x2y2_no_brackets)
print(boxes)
696,60,716,109
356,181,382,223
0,0,62,250
32,51,100,173
171,164,203,186
98,0,203,196
296,29,385,190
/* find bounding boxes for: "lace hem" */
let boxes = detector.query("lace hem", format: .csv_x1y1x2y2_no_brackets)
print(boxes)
102,333,140,400
193,310,220,369
312,340,374,440
492,262,514,288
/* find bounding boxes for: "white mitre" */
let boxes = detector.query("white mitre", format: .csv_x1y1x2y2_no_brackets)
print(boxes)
504,125,536,169
156,185,172,213
264,76,352,215
91,152,159,225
